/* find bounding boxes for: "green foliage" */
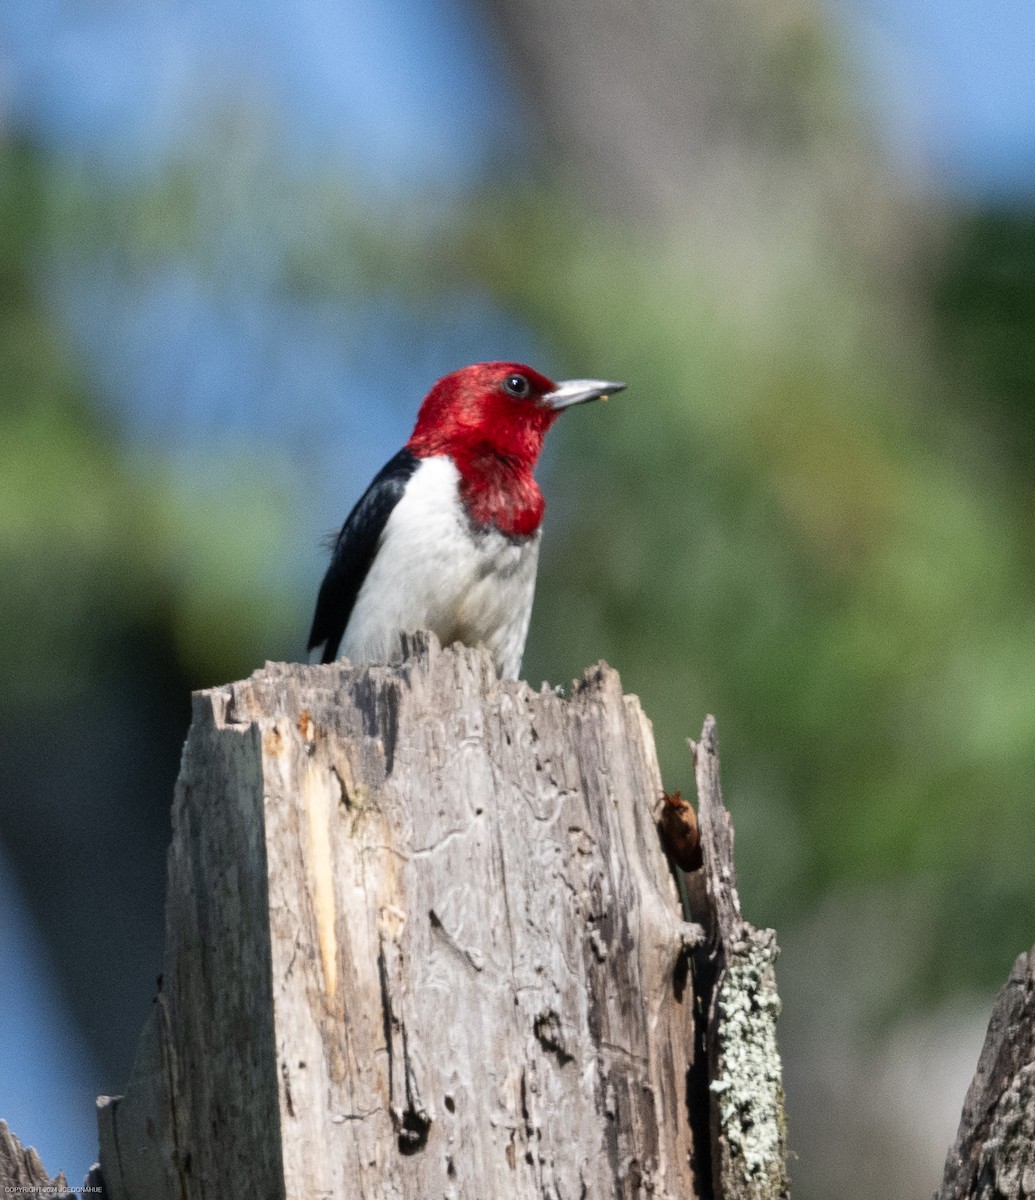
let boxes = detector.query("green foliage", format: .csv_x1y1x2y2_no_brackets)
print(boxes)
5,110,1033,1005
460,197,1035,993
933,210,1035,465
0,138,300,703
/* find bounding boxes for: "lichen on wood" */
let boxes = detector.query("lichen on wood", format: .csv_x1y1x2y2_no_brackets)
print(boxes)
690,717,790,1200
710,933,786,1187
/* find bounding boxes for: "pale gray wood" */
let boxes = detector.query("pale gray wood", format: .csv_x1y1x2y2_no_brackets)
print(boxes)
0,1119,75,1197
100,637,702,1198
690,717,790,1200
936,945,1035,1200
99,635,792,1199
96,1002,181,1200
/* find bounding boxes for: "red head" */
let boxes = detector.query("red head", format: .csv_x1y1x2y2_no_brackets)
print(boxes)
406,362,623,537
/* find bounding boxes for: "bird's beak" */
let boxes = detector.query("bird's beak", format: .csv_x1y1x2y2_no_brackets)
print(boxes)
542,378,626,410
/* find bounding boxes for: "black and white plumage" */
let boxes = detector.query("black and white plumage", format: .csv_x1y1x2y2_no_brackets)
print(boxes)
308,452,540,679
307,362,624,680
307,447,420,667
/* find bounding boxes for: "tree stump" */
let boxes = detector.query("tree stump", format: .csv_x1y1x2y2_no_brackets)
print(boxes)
96,634,788,1199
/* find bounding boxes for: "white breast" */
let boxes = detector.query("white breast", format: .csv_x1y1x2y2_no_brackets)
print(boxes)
341,456,541,680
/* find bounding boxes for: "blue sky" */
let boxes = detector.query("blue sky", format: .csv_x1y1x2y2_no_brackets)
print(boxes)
830,0,1035,196
2,0,1031,196
0,0,517,187
0,0,1032,1181
0,846,99,1182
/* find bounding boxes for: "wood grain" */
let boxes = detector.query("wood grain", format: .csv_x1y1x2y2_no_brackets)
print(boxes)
936,945,1035,1200
99,635,723,1199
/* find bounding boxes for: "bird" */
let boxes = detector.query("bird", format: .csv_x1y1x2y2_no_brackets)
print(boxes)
308,361,624,680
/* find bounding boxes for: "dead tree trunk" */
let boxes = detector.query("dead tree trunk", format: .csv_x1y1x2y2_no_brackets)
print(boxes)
936,944,1035,1200
95,634,788,1199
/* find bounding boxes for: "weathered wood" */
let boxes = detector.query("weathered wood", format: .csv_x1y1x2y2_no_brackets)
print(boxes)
96,999,182,1200
936,944,1035,1200
97,634,790,1199
689,718,789,1200
0,1119,76,1198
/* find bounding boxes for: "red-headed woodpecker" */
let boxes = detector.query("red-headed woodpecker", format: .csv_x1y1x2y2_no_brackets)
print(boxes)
308,361,624,679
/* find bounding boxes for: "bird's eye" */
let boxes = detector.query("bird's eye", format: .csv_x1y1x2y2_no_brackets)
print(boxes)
502,373,531,398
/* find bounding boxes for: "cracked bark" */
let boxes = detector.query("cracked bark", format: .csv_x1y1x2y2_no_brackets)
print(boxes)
936,946,1035,1200
94,635,789,1199
0,1121,77,1198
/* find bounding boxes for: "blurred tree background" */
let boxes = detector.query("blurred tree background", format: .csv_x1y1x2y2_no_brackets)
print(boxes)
0,0,1033,1195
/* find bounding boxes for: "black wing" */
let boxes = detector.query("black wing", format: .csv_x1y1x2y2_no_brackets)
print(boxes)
307,448,420,663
